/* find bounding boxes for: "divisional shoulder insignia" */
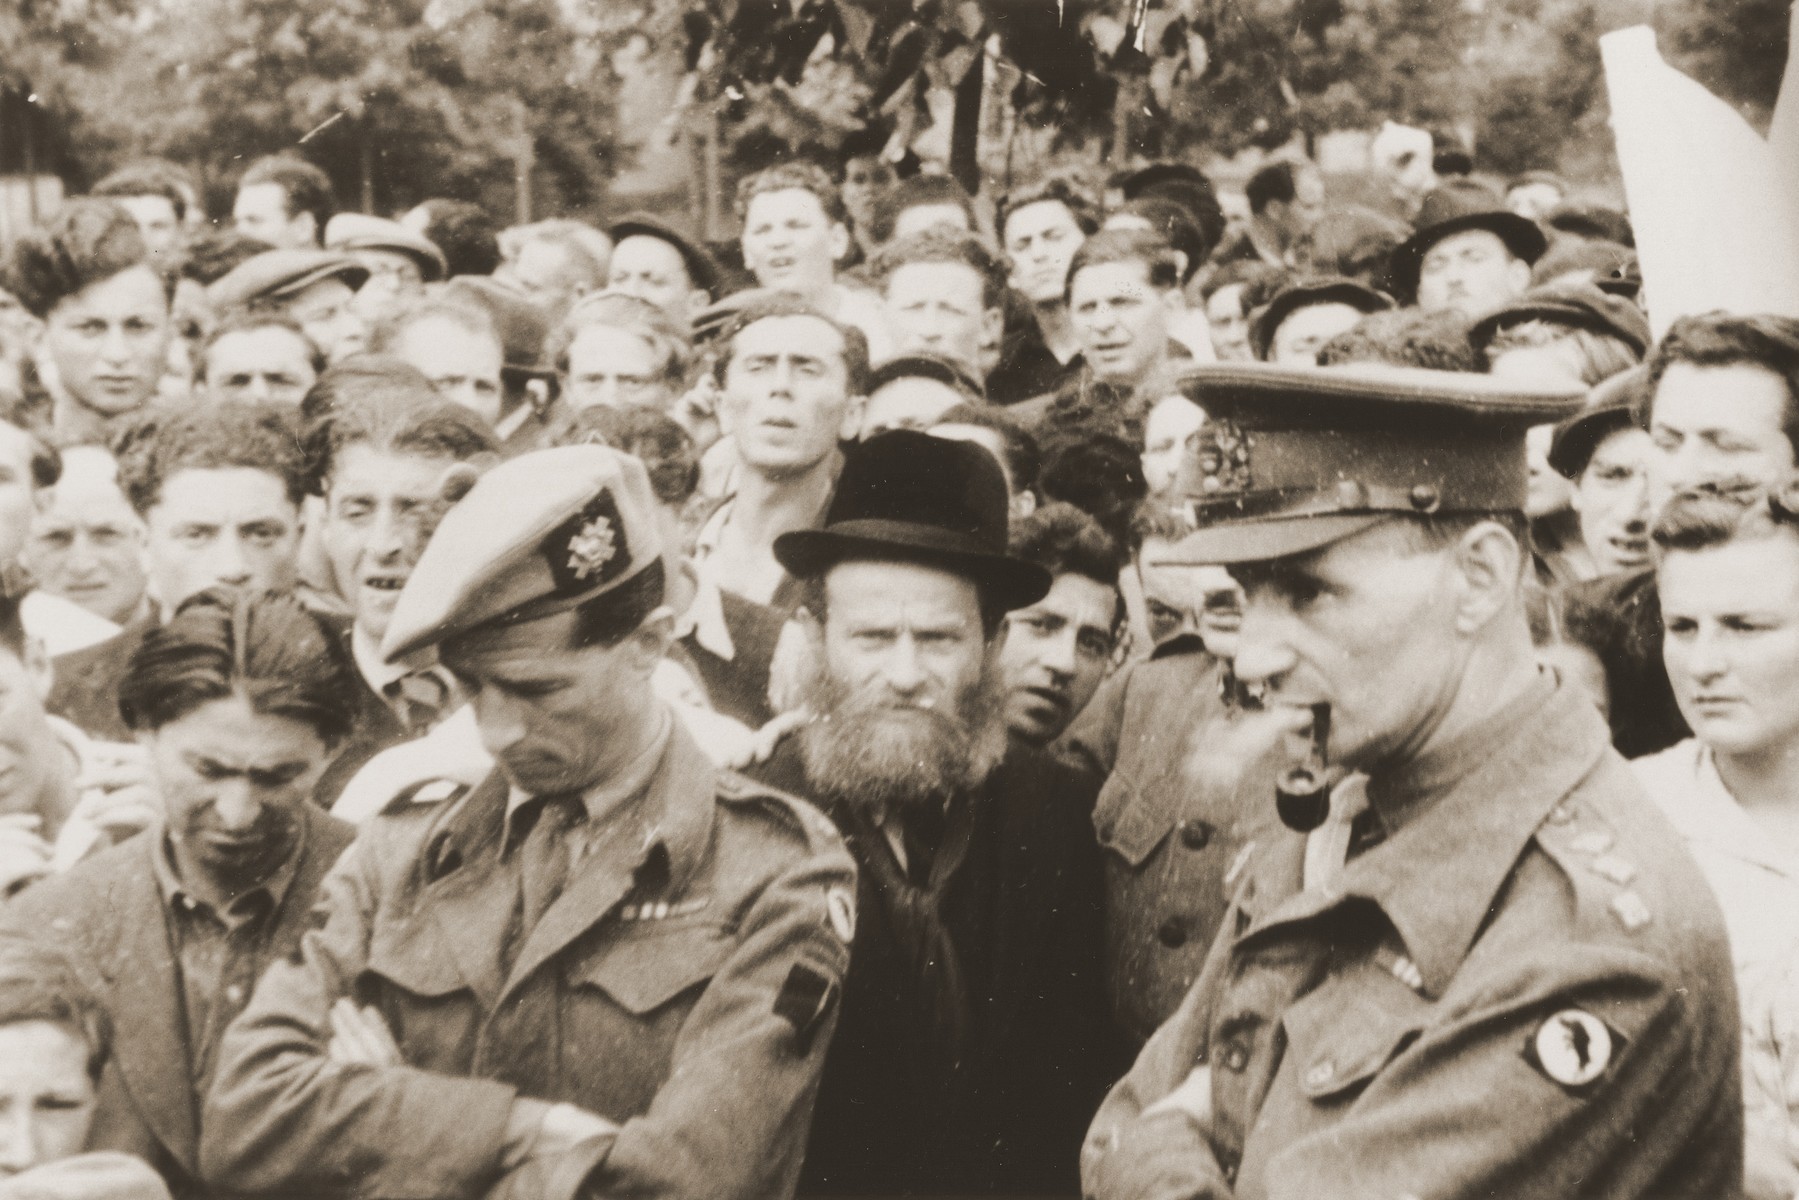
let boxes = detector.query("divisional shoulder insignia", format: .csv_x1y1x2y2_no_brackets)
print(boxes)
1526,1009,1617,1088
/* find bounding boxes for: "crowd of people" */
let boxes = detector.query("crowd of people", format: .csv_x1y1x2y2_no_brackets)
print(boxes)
0,121,1785,1199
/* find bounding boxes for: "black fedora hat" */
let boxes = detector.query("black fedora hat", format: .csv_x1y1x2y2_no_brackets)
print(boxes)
774,430,1050,613
1388,179,1548,304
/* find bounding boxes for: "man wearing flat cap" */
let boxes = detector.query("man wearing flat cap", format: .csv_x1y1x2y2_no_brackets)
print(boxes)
605,212,719,328
1082,363,1742,1199
752,429,1118,1195
207,249,371,364
200,445,857,1200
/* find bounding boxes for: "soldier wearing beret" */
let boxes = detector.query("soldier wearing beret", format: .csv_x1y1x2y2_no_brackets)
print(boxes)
1082,363,1742,1199
199,445,857,1200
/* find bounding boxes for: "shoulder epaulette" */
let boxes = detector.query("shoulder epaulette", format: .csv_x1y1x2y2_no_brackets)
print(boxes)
380,777,472,818
716,771,844,849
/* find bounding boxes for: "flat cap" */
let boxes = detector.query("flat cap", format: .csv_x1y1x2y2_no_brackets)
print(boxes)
325,213,449,282
381,445,664,662
1466,282,1651,357
438,276,553,379
207,249,370,313
1158,362,1585,565
607,212,722,296
867,352,985,401
1250,276,1395,361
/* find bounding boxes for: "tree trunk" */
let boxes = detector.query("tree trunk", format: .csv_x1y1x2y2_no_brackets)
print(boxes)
512,97,534,225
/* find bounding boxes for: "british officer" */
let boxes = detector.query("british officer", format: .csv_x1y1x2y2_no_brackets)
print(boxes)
1082,363,1742,1199
199,444,856,1200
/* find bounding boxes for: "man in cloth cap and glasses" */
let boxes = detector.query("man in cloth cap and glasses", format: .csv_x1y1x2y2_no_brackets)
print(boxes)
199,445,856,1200
751,429,1119,1195
1082,363,1742,1199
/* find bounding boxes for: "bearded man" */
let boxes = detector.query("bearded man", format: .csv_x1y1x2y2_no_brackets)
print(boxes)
751,429,1118,1196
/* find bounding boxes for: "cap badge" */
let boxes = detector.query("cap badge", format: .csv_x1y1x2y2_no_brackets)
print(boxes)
568,514,618,580
545,488,633,594
1194,419,1252,495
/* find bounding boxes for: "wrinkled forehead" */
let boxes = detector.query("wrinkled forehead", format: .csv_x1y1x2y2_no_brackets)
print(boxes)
823,558,984,626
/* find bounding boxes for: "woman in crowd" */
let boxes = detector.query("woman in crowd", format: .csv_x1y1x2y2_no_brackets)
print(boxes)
1636,485,1799,1198
0,201,171,443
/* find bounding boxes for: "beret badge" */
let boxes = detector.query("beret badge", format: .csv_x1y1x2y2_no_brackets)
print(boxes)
545,488,632,594
1194,419,1252,495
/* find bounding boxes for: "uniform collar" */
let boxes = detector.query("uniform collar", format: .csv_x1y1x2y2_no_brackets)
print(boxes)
149,809,309,931
1334,670,1607,996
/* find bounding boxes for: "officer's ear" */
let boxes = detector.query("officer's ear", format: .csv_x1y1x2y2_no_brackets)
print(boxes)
1450,518,1525,635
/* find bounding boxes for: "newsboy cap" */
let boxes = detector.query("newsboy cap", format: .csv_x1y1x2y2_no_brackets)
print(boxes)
207,249,370,313
324,213,449,282
1157,362,1585,565
381,444,664,662
774,429,1049,613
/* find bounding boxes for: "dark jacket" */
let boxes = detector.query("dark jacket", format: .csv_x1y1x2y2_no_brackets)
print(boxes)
1,809,356,1200
47,615,156,742
758,739,1122,1195
1562,568,1689,759
677,588,785,730
1057,641,1284,1043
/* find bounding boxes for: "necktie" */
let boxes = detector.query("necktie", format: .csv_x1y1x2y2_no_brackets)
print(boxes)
384,670,450,733
518,792,585,936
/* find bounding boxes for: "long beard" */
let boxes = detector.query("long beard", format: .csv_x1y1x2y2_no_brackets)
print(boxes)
798,665,1010,818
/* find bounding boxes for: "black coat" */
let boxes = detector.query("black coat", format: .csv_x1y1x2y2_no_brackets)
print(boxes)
1561,568,1689,759
757,739,1122,1195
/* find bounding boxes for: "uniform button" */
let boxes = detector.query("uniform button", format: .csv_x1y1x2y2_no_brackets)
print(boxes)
1221,1042,1249,1072
1178,820,1213,850
1158,917,1188,948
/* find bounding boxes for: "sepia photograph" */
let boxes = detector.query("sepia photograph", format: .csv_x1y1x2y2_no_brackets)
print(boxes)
0,0,1789,1195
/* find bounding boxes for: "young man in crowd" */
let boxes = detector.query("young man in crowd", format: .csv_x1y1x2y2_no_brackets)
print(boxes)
991,178,1097,404
697,294,867,610
323,213,448,332
998,502,1125,749
367,298,508,428
604,213,719,329
196,310,323,408
308,371,499,800
736,163,892,360
929,403,1042,522
231,156,335,251
752,429,1115,1195
91,163,189,260
48,404,308,741
874,228,1005,378
1213,158,1325,270
867,173,979,247
4,590,359,1200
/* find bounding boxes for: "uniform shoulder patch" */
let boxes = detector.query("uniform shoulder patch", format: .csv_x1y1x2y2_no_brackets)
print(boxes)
381,777,471,817
1524,1008,1621,1089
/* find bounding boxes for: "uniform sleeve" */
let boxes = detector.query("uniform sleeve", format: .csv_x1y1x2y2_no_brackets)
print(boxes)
1258,945,1739,1200
569,836,856,1200
199,834,521,1198
1083,914,1236,1200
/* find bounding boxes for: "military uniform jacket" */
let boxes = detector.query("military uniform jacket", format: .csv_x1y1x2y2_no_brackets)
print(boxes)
1059,642,1284,1043
199,718,856,1200
1082,674,1744,1200
0,809,356,1200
